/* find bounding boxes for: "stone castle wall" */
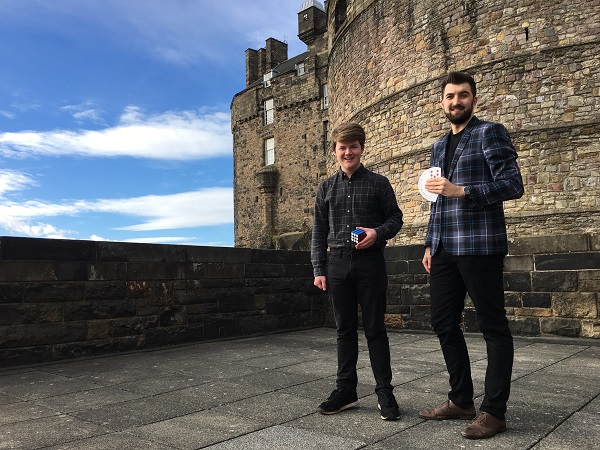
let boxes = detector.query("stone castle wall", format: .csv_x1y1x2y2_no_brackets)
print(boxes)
326,0,600,245
232,44,329,249
2,233,597,367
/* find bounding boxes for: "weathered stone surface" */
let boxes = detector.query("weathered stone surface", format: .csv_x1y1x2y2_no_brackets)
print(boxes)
541,318,582,337
552,293,597,319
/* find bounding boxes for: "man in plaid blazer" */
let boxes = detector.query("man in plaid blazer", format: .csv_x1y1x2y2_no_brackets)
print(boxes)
419,72,524,439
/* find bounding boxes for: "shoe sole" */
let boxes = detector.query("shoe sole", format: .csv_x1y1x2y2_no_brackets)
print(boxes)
419,413,476,420
378,404,400,421
461,426,507,439
318,400,359,415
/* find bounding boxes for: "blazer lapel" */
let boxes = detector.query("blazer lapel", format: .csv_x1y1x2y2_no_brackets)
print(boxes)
447,116,479,180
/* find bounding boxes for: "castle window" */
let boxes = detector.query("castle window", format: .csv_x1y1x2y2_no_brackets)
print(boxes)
264,98,274,125
296,62,305,76
323,120,329,150
264,137,275,166
322,83,328,109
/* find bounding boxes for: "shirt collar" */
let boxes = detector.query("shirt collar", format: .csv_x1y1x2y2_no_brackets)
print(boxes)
338,164,366,181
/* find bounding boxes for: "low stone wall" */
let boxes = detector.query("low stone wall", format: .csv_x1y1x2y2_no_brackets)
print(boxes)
0,237,326,368
1,234,598,368
384,233,600,339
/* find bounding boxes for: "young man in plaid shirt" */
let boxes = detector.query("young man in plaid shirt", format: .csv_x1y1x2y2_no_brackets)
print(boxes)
311,122,404,421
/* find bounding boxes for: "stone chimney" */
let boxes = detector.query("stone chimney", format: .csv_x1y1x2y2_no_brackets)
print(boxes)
245,39,288,87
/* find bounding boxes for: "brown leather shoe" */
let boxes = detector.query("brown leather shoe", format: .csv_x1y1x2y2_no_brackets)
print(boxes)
461,412,507,439
419,399,476,420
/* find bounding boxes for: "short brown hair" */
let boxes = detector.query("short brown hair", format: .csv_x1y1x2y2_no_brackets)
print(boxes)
330,122,366,151
441,71,477,98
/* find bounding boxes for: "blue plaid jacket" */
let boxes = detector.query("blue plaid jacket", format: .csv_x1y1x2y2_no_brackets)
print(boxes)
425,116,524,256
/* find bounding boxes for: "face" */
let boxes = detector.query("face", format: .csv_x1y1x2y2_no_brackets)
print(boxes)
333,140,364,176
441,82,477,125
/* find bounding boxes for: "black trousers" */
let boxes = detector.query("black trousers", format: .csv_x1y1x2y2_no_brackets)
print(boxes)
327,249,393,392
429,245,513,420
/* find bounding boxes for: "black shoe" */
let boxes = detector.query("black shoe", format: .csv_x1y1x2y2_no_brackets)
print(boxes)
377,389,400,421
318,388,359,415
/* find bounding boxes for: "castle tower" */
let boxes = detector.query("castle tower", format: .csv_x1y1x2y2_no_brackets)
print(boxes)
231,1,330,249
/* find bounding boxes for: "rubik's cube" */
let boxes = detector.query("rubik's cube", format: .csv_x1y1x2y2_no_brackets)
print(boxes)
351,229,365,244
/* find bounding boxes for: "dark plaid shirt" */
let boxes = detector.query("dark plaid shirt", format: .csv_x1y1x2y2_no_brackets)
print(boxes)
311,164,403,277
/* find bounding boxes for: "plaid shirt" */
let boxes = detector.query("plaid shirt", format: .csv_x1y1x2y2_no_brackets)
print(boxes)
425,116,524,256
311,164,403,276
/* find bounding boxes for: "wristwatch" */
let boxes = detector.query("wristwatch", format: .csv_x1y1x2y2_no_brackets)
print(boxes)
463,186,471,200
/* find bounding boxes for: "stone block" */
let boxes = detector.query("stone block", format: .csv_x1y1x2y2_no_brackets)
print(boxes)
384,245,425,261
88,262,127,281
535,252,600,270
508,317,541,336
504,272,531,292
24,283,86,303
508,234,589,255
0,322,87,348
540,317,582,337
522,292,551,308
386,260,409,275
96,241,186,263
0,236,96,261
218,291,255,313
505,292,522,308
504,255,533,272
63,300,137,321
578,270,600,292
532,271,577,292
0,283,23,303
85,281,128,300
552,292,597,318
401,285,430,305
245,263,287,278
128,262,183,280
0,304,36,325
187,245,251,263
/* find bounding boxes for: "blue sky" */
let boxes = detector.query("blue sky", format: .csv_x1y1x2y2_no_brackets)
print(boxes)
0,0,307,246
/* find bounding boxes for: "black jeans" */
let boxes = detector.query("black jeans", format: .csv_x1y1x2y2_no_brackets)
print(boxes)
327,248,393,392
429,245,513,420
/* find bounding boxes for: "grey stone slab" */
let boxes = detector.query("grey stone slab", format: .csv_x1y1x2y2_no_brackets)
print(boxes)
70,395,200,431
531,411,600,450
128,410,266,449
0,371,104,400
0,392,20,405
150,380,271,410
286,401,419,444
213,391,318,425
43,432,177,449
33,385,145,413
581,394,600,414
228,367,321,390
0,414,108,450
280,378,374,401
279,357,345,378
203,424,366,450
115,373,207,395
0,401,57,424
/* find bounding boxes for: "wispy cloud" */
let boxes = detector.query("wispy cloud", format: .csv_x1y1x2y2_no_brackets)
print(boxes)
0,169,37,197
0,106,232,160
0,186,233,240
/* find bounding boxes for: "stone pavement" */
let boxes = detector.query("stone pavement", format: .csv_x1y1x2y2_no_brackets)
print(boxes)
0,328,598,450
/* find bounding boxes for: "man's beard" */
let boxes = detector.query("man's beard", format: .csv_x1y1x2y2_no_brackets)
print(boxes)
445,105,473,125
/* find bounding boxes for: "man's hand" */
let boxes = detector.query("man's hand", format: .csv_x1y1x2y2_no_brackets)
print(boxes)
422,247,432,273
314,276,327,291
354,227,377,249
425,177,466,198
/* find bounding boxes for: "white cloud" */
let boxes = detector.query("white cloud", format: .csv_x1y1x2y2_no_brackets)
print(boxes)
0,187,233,239
0,107,232,160
0,170,37,197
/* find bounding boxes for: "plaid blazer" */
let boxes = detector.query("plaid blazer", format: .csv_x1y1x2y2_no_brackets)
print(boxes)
425,116,524,256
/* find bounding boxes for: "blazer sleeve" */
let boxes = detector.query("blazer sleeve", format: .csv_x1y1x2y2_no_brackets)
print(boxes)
466,122,524,205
